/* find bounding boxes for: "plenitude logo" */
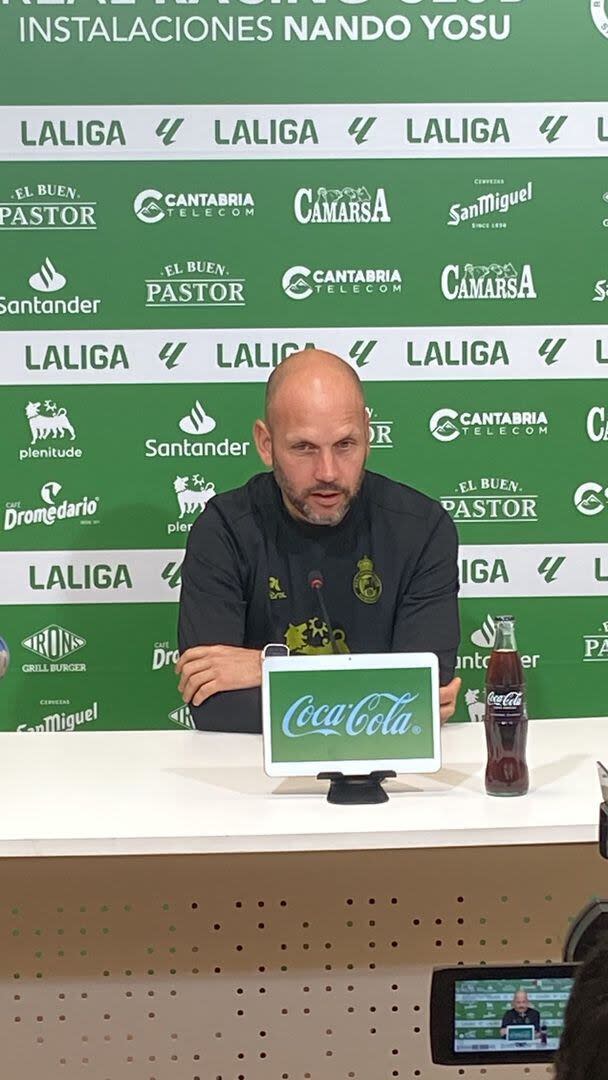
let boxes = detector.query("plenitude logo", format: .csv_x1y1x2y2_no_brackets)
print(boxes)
170,474,216,535
3,480,99,532
0,182,97,230
144,400,250,459
293,185,390,224
0,258,101,317
19,398,82,462
429,407,549,442
145,259,246,308
441,262,536,300
440,477,538,523
282,265,402,300
133,188,255,224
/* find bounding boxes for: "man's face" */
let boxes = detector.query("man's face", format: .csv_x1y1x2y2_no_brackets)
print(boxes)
259,398,369,526
514,993,529,1014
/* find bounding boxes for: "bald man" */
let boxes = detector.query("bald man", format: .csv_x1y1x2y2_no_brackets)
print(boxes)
176,350,461,732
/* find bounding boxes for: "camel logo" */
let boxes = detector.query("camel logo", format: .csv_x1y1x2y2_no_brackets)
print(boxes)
29,257,66,293
168,704,195,730
294,185,390,225
591,0,608,38
574,481,608,516
174,475,216,518
179,400,216,436
22,624,86,662
465,688,485,723
471,614,496,649
26,400,75,443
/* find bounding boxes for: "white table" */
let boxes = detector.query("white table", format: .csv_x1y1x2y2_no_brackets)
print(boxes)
1,716,605,857
3,717,607,1080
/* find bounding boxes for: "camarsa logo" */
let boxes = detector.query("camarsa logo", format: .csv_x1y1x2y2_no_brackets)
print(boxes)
429,408,549,442
441,262,536,300
293,185,390,225
133,188,255,224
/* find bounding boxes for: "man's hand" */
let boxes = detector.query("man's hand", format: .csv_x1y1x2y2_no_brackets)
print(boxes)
176,645,262,707
440,676,461,724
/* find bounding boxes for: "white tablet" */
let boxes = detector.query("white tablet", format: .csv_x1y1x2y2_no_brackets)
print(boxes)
261,651,440,778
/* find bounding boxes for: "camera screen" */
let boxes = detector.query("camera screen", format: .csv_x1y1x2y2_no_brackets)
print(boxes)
454,976,574,1054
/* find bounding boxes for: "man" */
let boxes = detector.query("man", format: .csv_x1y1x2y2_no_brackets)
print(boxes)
176,349,461,732
500,990,541,1038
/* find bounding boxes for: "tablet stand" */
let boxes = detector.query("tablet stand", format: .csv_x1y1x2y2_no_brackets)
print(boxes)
317,771,396,805
600,802,608,859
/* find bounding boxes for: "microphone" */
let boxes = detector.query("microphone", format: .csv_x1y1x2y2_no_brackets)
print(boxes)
308,569,339,655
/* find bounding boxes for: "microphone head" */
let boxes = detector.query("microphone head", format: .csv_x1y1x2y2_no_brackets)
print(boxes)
308,569,324,590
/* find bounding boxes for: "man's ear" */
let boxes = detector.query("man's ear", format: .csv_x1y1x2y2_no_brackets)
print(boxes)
253,418,273,467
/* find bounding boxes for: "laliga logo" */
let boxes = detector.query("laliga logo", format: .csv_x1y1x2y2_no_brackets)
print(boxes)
591,0,608,38
133,189,165,224
282,265,313,301
429,408,460,442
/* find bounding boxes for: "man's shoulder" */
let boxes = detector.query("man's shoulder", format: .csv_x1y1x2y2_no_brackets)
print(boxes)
364,470,446,526
190,472,273,539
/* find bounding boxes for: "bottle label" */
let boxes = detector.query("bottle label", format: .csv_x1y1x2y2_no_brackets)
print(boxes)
487,690,523,708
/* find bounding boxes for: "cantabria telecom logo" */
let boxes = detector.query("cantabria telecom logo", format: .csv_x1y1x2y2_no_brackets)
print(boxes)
144,400,250,459
21,623,87,674
0,182,97,231
170,474,216,535
133,188,255,224
293,186,390,225
447,182,533,229
440,477,538,523
20,399,82,462
441,262,536,300
3,480,99,532
574,481,608,516
145,258,246,308
430,408,549,442
0,258,101,317
282,265,402,300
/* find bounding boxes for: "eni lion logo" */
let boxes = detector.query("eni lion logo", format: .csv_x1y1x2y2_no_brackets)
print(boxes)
26,400,75,444
353,555,382,604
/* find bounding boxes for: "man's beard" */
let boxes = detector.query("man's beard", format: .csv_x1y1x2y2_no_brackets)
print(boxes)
273,460,363,526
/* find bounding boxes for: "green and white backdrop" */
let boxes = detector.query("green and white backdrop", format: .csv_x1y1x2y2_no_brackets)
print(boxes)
1,0,607,732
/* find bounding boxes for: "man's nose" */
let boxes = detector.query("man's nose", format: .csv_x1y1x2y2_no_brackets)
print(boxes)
314,448,338,483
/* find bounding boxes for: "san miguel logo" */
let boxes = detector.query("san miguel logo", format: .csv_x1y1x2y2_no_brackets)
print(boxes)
145,258,246,308
0,182,97,231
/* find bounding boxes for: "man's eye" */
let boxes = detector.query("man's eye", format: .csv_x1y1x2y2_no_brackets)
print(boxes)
337,439,355,449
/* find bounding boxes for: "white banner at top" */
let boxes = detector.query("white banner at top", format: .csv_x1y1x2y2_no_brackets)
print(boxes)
2,102,608,160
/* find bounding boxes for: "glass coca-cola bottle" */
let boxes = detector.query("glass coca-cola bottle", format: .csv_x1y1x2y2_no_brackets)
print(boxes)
484,615,529,796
